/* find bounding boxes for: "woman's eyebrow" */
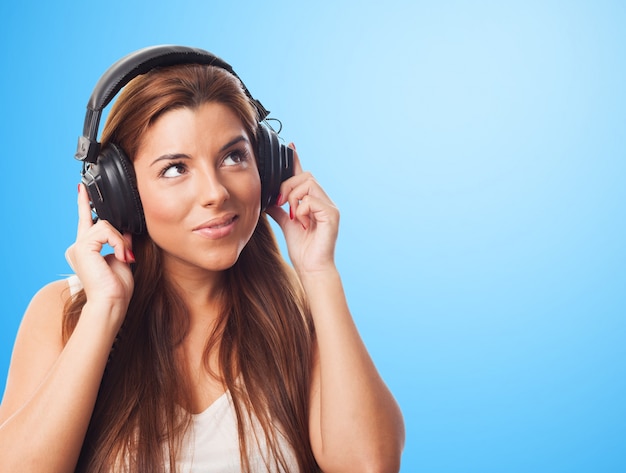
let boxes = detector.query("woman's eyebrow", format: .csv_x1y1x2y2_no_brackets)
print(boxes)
220,135,249,152
150,153,190,167
149,136,249,167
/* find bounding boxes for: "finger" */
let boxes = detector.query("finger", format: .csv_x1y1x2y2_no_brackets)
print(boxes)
77,183,94,235
122,232,135,263
89,222,133,264
81,220,132,264
285,173,328,221
293,194,313,230
109,234,132,263
278,171,315,210
265,204,290,229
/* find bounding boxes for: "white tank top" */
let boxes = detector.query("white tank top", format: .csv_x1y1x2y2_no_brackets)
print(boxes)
174,390,299,472
67,276,300,472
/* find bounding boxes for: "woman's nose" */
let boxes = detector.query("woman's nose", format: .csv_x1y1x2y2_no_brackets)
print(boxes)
197,169,229,206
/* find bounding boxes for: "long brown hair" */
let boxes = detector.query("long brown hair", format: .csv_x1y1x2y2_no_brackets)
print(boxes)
63,65,319,472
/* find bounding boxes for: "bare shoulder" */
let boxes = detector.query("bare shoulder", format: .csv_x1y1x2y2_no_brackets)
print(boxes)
19,279,73,343
32,277,73,311
0,278,73,422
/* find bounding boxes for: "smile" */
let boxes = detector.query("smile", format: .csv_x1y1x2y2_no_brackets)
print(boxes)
192,214,239,239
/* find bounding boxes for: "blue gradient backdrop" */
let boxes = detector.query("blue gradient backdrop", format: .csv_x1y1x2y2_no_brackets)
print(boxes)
1,1,625,471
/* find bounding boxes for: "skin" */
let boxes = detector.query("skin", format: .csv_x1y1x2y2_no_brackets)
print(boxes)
135,103,262,287
0,102,405,473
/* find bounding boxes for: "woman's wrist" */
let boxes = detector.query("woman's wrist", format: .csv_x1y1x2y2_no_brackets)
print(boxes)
296,265,344,301
80,300,128,337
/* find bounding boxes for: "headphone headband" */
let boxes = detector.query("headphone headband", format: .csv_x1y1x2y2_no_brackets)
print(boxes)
75,45,270,163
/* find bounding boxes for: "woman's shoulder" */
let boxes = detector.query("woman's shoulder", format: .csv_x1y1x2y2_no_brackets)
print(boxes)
30,276,78,306
22,277,77,332
0,277,76,423
14,276,77,363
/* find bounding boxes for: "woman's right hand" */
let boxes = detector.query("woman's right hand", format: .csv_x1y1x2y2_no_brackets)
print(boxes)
65,184,135,318
0,185,137,473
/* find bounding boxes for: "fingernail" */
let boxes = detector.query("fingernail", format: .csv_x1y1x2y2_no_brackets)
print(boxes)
289,206,294,220
126,249,136,263
276,193,283,206
77,183,81,193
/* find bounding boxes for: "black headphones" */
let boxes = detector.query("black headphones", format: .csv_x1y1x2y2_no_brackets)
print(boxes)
75,45,294,234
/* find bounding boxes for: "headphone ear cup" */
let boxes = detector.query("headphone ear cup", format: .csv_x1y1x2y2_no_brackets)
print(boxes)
256,124,294,211
81,143,146,234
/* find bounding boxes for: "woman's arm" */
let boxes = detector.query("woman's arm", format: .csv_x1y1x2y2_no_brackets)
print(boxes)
304,269,405,473
0,281,126,473
267,147,405,473
0,184,134,473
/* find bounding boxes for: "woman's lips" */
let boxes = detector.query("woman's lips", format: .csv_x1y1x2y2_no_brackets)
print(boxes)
192,214,239,239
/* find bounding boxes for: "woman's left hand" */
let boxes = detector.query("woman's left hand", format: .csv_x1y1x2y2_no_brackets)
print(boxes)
265,144,340,276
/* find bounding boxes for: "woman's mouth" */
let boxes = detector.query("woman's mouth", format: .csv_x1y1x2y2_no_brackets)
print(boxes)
193,214,239,239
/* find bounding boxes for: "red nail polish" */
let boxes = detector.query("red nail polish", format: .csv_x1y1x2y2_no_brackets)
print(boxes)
276,193,283,206
77,183,81,193
289,206,294,220
127,249,136,263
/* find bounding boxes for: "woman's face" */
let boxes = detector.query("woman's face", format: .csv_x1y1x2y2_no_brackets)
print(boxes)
133,102,261,275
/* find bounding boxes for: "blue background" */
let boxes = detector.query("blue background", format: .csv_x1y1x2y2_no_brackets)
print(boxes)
1,1,625,471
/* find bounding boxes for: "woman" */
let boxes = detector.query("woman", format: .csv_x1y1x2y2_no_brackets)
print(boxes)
0,49,404,472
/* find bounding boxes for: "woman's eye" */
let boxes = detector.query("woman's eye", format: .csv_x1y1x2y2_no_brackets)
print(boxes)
223,151,249,167
160,162,187,178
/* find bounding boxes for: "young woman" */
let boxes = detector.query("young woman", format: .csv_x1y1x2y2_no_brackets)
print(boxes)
0,47,404,472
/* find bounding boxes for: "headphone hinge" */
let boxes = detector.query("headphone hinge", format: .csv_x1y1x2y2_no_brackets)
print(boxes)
75,136,100,163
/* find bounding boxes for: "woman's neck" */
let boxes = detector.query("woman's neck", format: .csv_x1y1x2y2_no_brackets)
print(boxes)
163,259,230,412
162,258,226,312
